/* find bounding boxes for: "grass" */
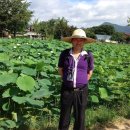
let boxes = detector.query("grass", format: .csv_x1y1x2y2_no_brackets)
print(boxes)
86,105,117,129
17,101,130,130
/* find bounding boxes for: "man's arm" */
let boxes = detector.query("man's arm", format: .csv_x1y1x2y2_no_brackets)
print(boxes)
58,67,63,78
87,51,94,81
87,70,93,80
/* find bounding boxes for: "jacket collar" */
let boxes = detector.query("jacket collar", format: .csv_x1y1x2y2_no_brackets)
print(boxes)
69,48,88,56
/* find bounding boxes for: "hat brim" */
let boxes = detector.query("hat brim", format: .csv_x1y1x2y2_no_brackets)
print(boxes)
61,36,95,44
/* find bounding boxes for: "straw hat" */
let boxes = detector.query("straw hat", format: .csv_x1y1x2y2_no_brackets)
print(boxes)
61,28,95,43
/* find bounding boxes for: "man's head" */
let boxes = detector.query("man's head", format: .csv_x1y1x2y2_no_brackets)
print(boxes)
61,28,95,44
71,38,86,50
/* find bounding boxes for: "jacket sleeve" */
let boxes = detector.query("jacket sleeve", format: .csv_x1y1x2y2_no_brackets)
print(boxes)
58,51,64,68
87,51,94,73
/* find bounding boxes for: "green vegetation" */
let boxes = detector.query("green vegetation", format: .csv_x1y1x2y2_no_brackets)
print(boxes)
91,25,115,35
111,32,125,43
0,38,130,129
0,0,32,37
31,17,77,39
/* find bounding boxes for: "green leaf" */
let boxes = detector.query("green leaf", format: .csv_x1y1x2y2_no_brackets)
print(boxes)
16,75,35,92
21,66,36,76
0,121,6,128
38,79,51,87
88,85,96,91
42,108,52,114
90,95,99,103
31,89,52,99
11,59,24,65
0,119,16,128
0,73,18,86
40,72,48,77
2,102,10,111
4,120,16,128
36,61,44,71
26,98,44,107
2,87,20,98
51,108,60,114
111,90,123,95
2,89,10,98
99,87,108,99
0,53,9,61
98,66,104,73
12,96,26,104
24,59,35,66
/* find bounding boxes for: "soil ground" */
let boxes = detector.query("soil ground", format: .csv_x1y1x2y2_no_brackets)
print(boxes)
90,118,130,130
33,117,130,130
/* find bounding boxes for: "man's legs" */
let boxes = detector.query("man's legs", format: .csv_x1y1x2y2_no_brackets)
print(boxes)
73,87,88,130
58,90,73,130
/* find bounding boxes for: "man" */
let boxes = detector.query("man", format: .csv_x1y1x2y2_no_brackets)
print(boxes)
58,28,95,130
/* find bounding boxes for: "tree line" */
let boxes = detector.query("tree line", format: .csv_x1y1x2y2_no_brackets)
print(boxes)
30,18,77,39
31,19,130,43
0,0,130,43
31,19,117,40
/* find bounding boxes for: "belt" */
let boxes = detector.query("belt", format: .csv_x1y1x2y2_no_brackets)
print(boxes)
73,87,85,91
62,85,87,91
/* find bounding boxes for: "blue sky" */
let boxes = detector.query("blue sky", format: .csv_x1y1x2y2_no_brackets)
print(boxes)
27,0,130,28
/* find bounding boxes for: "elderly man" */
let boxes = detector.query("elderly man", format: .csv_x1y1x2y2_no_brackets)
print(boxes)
58,29,95,130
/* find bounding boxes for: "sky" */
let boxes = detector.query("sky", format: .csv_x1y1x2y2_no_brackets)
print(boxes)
26,0,130,28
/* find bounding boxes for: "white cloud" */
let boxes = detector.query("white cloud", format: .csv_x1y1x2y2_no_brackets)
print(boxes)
27,0,130,27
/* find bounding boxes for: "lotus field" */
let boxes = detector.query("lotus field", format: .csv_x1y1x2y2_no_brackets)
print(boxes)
0,38,130,129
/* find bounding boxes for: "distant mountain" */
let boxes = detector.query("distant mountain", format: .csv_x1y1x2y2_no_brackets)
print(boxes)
101,22,130,34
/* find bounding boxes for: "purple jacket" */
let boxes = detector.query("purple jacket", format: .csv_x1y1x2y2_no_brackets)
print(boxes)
58,48,94,88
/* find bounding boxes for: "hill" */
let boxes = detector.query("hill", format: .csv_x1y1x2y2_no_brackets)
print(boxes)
102,22,130,33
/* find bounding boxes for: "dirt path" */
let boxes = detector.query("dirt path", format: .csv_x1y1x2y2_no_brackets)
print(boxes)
92,118,130,130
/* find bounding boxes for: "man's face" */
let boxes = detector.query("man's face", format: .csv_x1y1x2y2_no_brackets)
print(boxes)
71,38,85,49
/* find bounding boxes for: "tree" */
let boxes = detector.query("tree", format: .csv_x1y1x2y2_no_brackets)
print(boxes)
53,17,76,39
0,0,10,36
126,36,130,43
31,19,41,33
111,32,125,43
0,0,32,37
84,28,96,39
92,25,115,35
54,17,69,39
31,17,76,39
33,19,57,39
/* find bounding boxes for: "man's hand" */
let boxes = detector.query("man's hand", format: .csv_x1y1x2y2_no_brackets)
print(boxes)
58,67,63,78
87,70,93,80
